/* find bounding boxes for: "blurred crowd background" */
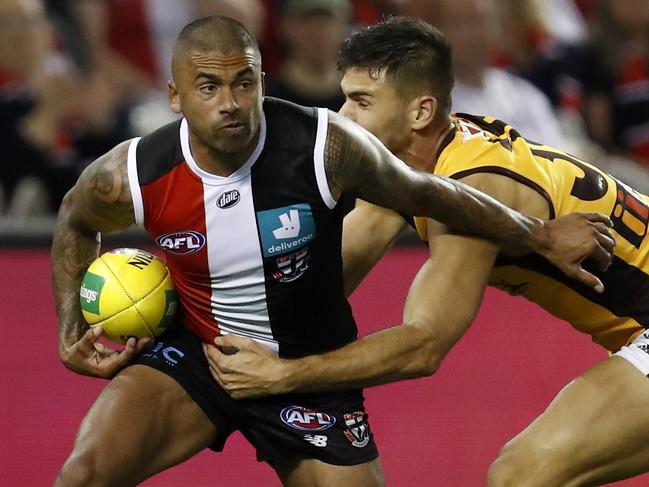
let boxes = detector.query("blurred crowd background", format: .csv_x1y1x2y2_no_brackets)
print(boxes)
3,0,649,221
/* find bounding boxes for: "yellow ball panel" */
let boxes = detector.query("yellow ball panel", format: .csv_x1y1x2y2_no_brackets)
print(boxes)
81,259,132,324
90,306,153,345
80,248,178,345
135,273,178,337
100,249,168,302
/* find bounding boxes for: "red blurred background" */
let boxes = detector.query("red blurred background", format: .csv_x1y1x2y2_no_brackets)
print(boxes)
1,247,646,486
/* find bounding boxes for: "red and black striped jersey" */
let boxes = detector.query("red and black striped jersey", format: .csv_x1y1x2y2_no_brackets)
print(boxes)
127,98,356,358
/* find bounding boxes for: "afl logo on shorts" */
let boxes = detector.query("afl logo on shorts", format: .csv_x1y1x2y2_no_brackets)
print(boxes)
216,190,240,209
280,406,336,431
156,231,206,255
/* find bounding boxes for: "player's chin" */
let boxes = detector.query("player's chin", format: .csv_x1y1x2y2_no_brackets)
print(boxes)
213,131,253,154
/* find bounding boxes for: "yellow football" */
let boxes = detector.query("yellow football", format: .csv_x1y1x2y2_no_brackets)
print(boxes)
79,248,177,344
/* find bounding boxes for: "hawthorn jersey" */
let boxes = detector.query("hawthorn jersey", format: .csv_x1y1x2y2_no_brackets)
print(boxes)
127,98,355,358
414,113,649,353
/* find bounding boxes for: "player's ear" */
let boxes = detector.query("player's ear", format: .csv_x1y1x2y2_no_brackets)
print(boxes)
261,71,266,97
168,80,182,114
411,96,437,130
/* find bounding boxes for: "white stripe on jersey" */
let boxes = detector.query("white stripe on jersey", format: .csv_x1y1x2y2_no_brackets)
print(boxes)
179,116,279,354
314,107,337,209
126,137,144,227
180,116,266,184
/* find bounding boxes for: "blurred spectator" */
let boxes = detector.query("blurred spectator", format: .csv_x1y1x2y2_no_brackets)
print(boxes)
400,0,649,191
429,0,566,147
536,0,588,45
264,0,352,111
0,0,132,217
63,0,266,134
505,0,649,189
579,0,649,167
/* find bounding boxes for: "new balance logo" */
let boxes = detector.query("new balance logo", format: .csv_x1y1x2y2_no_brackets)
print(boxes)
273,210,301,239
303,435,328,447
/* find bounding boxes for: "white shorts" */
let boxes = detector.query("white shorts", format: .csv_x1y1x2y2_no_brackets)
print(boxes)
614,331,649,376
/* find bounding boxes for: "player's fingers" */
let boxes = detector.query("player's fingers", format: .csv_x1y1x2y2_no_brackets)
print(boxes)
135,336,154,354
573,266,605,293
210,365,229,390
202,345,231,388
93,342,117,357
582,212,613,227
214,334,244,354
591,222,616,247
588,239,613,272
77,326,103,353
104,338,138,371
594,230,615,257
203,343,230,371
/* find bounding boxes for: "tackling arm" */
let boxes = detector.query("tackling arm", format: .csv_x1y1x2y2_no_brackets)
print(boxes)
325,112,614,292
204,174,538,396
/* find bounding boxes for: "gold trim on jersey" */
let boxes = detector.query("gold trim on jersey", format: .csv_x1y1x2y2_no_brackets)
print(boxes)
414,113,649,353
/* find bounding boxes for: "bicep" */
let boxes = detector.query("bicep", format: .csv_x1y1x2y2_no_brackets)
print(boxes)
403,171,551,351
403,233,499,357
323,111,434,209
62,140,136,235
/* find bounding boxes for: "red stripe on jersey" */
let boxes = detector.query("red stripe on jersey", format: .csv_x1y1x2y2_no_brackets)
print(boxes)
141,163,218,343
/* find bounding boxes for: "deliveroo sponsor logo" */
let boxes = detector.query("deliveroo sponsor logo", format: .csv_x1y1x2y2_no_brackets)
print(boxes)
80,272,105,315
257,203,316,257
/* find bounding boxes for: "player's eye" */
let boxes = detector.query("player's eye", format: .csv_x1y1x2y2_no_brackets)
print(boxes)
200,83,217,94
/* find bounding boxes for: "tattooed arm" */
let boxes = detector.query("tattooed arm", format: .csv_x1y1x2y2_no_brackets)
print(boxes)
324,112,614,291
51,140,151,378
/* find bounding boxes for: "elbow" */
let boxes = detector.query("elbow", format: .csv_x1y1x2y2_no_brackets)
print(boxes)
407,326,444,378
414,350,442,377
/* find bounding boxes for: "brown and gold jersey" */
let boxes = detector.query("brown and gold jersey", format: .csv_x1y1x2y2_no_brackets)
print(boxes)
414,113,649,353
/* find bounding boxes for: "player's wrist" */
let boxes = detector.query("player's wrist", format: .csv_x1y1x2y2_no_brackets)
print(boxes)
271,358,301,394
527,217,552,256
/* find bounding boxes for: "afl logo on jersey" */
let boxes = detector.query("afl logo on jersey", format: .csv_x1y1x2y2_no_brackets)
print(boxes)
216,190,240,209
280,406,336,431
156,231,206,255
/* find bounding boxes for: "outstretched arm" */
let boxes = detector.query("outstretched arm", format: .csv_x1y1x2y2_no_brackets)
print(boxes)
203,173,552,397
324,111,614,292
51,140,150,378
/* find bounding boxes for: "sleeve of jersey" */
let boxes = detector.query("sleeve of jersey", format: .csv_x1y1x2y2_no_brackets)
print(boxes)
313,107,337,209
126,137,145,227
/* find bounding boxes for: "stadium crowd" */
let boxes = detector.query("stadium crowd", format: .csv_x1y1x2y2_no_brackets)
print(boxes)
3,0,649,217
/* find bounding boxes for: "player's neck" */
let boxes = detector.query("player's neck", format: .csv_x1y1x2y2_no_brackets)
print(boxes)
399,119,454,173
188,128,260,177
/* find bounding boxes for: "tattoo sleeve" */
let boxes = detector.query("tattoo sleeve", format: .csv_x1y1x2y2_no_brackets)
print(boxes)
323,112,546,254
51,140,136,353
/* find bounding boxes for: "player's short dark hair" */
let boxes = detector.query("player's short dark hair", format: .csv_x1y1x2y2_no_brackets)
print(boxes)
172,15,260,78
339,16,454,118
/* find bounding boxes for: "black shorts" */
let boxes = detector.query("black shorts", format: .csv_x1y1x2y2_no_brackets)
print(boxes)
132,325,379,466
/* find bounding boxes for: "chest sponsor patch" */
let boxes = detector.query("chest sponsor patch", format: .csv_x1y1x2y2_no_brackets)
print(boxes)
156,231,206,255
216,189,240,209
257,203,316,257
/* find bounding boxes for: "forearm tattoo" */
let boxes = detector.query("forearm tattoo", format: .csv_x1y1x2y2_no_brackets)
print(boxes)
51,142,134,350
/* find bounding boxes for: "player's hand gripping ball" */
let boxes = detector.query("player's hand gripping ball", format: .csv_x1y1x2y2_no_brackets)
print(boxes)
79,248,178,344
